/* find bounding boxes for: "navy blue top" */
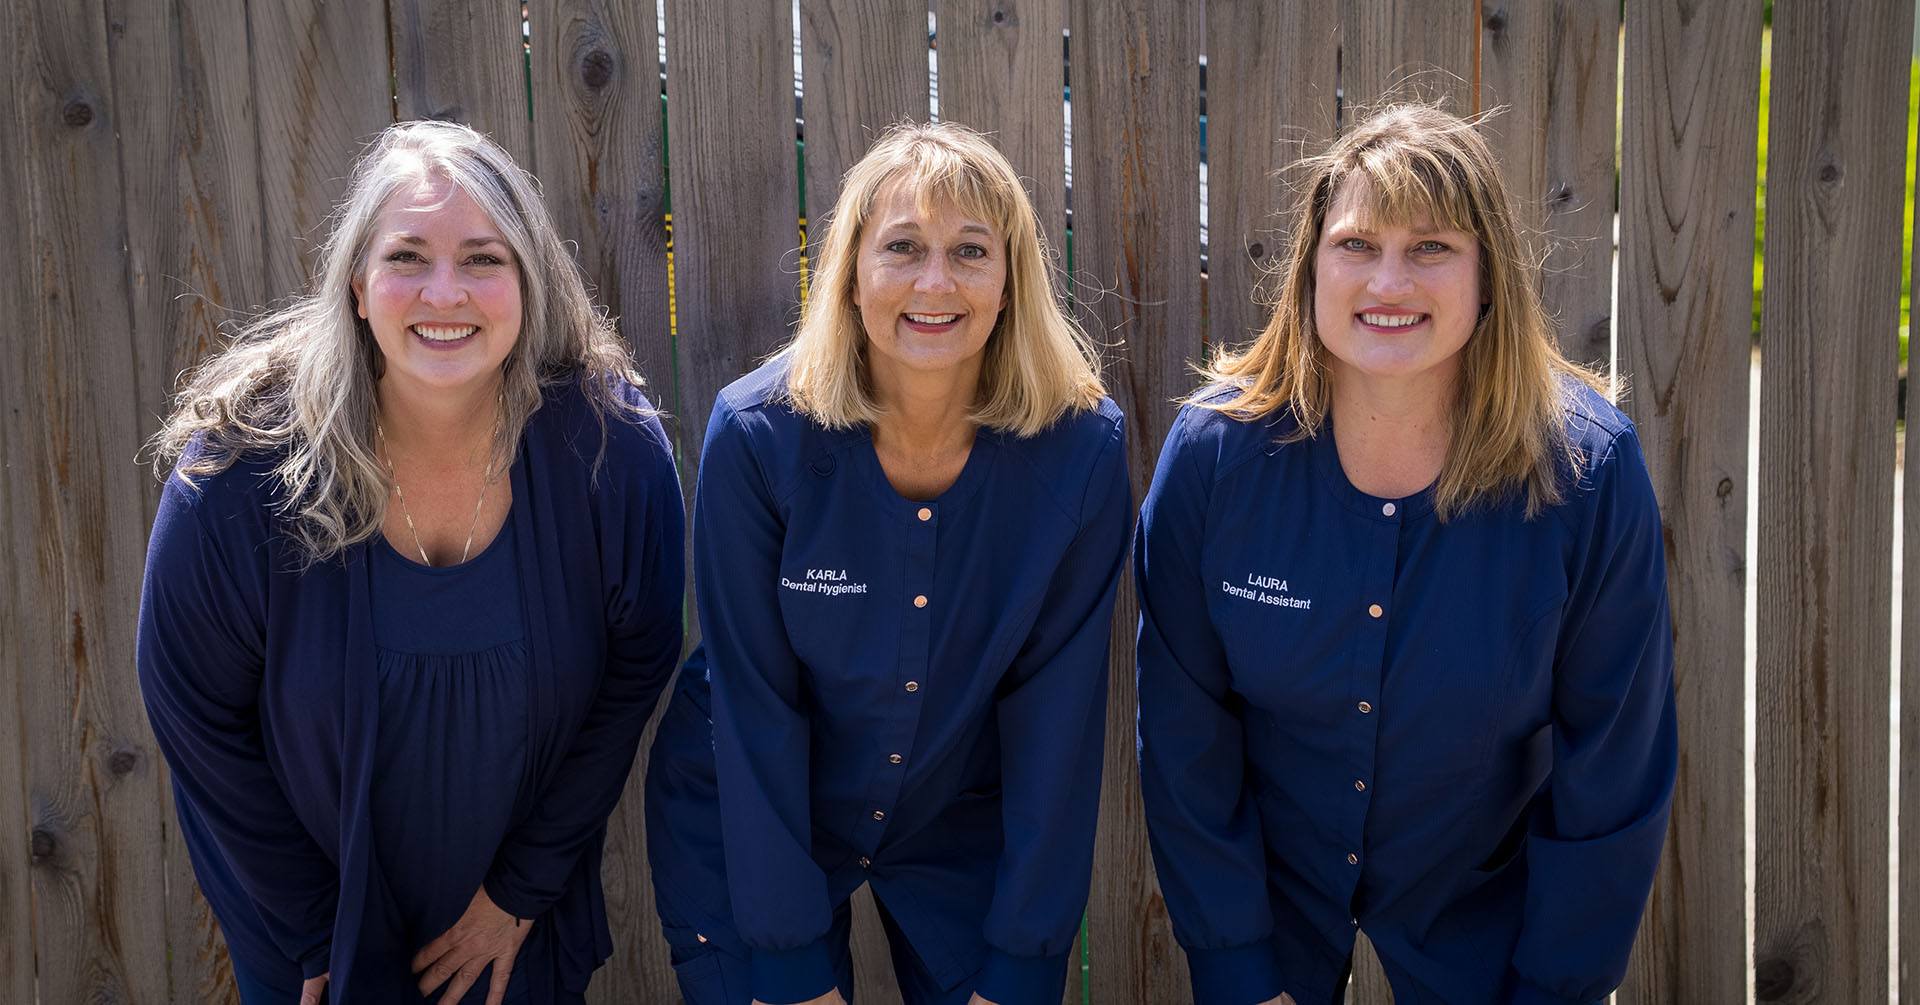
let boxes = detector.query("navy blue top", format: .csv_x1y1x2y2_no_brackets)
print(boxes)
367,519,538,1002
137,378,684,1003
1135,382,1676,1005
655,360,1130,1005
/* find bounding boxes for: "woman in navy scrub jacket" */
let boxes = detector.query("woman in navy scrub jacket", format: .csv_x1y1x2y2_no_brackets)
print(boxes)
137,121,685,1004
645,122,1130,1005
1135,104,1677,1005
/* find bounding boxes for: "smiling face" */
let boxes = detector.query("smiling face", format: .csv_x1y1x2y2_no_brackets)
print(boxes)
1312,179,1482,395
851,179,1008,388
352,173,522,401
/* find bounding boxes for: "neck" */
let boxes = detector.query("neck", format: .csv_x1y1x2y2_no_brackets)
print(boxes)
869,357,981,454
376,375,502,459
1327,363,1455,496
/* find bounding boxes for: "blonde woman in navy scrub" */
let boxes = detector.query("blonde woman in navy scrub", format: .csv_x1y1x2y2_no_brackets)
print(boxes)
1136,104,1677,1005
645,122,1130,1005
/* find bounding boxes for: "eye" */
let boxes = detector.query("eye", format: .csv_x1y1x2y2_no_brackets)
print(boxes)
466,253,507,267
1337,237,1371,253
955,243,988,260
1414,240,1451,254
884,239,917,255
385,249,425,263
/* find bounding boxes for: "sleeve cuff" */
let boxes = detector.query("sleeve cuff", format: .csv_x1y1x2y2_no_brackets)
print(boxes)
482,872,548,923
972,946,1071,1005
1184,940,1284,1005
1507,973,1601,1005
750,935,839,1004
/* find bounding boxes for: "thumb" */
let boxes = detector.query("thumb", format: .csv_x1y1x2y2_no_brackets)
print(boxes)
300,972,329,1005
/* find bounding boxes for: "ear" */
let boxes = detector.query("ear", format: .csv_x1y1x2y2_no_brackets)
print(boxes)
351,274,368,320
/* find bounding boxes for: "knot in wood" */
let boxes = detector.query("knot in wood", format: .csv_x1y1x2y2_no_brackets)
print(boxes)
580,48,615,90
1716,477,1734,500
1483,8,1508,34
63,100,93,128
1817,162,1841,185
29,826,56,862
1248,241,1265,259
1548,181,1574,206
108,748,138,776
1754,957,1795,1000
992,8,1007,24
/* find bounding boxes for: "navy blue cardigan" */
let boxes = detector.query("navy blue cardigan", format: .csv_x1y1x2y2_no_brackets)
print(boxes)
137,377,684,1002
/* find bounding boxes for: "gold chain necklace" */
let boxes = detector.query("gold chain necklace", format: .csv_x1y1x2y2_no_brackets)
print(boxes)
374,417,495,567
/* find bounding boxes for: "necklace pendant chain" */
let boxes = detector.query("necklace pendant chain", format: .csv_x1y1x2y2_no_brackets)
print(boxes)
376,418,494,568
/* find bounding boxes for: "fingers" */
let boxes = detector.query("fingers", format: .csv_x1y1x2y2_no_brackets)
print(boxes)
412,930,456,976
298,973,328,1005
436,960,486,1005
484,955,514,1005
416,951,460,997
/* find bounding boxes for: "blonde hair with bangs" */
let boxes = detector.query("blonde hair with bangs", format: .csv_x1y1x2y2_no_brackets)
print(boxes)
1199,102,1605,520
151,119,647,563
782,121,1104,437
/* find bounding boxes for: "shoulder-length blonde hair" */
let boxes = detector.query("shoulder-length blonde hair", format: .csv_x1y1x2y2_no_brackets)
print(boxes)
782,121,1104,437
1199,103,1604,520
151,118,646,563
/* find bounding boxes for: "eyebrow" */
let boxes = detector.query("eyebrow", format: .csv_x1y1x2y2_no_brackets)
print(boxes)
875,221,995,237
392,234,509,248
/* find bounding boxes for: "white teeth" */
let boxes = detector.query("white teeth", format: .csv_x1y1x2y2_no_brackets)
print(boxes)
905,313,960,324
413,324,477,341
1360,312,1424,328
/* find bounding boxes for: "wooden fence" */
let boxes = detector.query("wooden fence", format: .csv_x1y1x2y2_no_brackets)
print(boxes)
0,0,1911,1001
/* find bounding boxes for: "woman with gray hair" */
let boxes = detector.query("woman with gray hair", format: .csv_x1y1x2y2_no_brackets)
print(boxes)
137,119,684,1004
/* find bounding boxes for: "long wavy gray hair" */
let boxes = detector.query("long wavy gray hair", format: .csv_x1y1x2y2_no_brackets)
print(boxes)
151,119,648,563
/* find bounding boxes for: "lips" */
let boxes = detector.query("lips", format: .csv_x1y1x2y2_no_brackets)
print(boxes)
1357,312,1427,331
902,312,964,334
410,323,478,345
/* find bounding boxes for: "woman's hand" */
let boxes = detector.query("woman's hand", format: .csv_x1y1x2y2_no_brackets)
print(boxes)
966,995,1001,1005
1258,995,1298,1005
411,887,533,1004
298,972,327,1005
751,992,847,1005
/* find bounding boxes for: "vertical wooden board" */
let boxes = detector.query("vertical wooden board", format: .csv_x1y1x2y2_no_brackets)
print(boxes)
1906,86,1920,1005
527,3,676,1000
1614,1,1760,1002
800,0,926,224
392,0,535,169
2,1,174,1002
1067,0,1200,1000
1753,0,1912,1000
662,0,800,480
937,0,1070,261
529,0,672,395
1203,0,1339,353
249,0,392,296
104,0,264,999
1479,0,1619,369
1338,0,1476,116
0,78,36,1004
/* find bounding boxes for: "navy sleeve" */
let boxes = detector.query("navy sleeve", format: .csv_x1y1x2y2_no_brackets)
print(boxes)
485,409,687,919
1507,428,1678,1005
1134,409,1285,1004
974,418,1130,1005
136,471,337,979
698,401,838,1003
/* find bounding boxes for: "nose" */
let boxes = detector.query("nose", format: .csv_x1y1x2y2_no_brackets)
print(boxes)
1365,256,1414,300
913,253,957,294
420,260,468,309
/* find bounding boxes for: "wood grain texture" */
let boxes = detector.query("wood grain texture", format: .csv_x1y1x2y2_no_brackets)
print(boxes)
662,0,800,480
1906,83,1920,1005
1067,0,1200,999
1203,0,1338,354
1339,0,1477,117
3,1,174,1001
392,0,534,169
1753,0,1913,1000
1614,3,1760,1001
104,0,265,998
936,0,1069,260
249,0,392,296
526,5,677,1000
800,0,926,225
1478,0,1618,368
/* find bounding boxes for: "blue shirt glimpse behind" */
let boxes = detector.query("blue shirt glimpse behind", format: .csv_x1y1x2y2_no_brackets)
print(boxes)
682,360,1130,1004
1136,382,1677,1005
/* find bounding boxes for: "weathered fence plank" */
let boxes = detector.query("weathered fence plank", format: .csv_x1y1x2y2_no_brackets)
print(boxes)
249,0,392,297
937,0,1069,262
1906,92,1920,1005
392,0,535,170
1068,0,1200,1001
106,0,269,997
800,0,926,228
3,2,174,1002
526,5,676,1001
1754,0,1914,999
1203,0,1339,354
1338,0,1477,117
1615,3,1761,1002
0,88,36,1005
1479,0,1618,369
